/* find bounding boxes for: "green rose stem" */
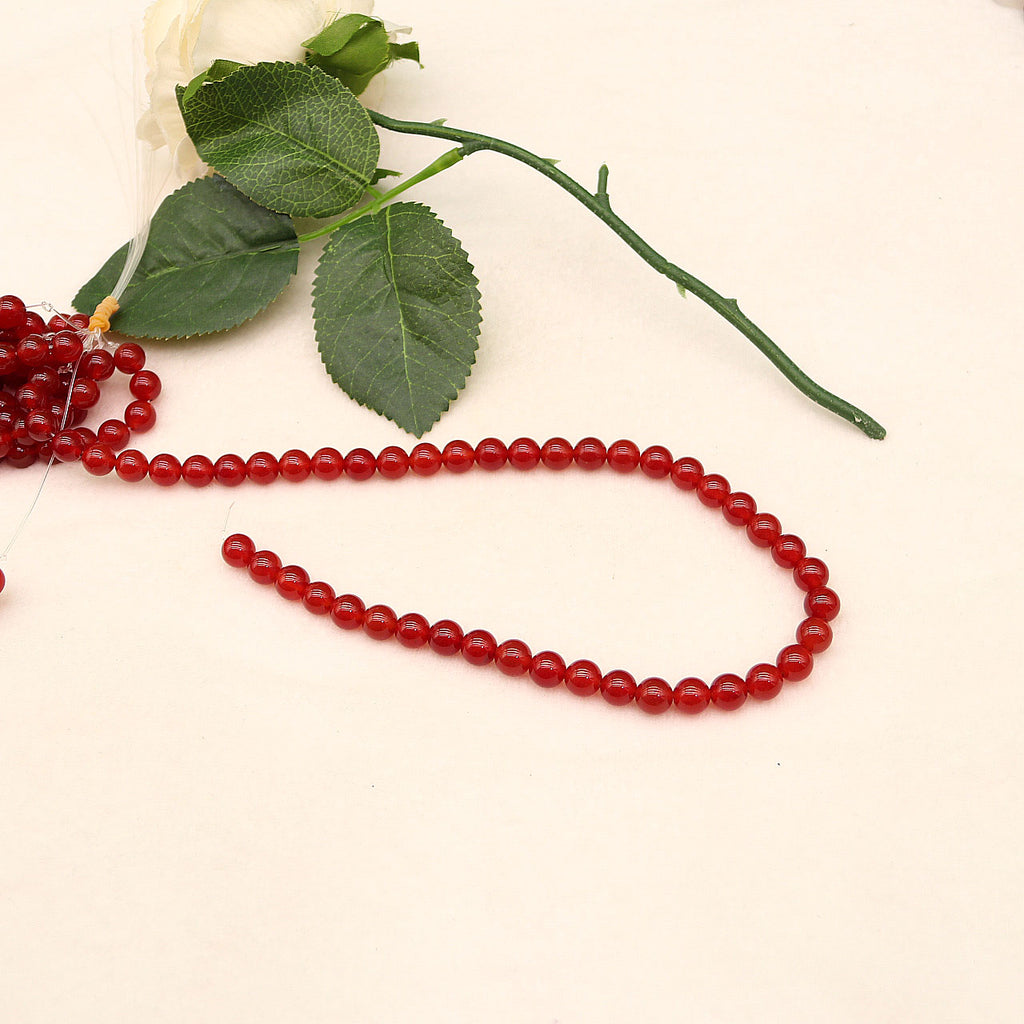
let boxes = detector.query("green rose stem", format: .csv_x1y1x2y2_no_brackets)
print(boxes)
353,110,885,440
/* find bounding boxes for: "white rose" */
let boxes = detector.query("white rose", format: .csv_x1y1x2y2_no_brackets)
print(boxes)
138,0,376,181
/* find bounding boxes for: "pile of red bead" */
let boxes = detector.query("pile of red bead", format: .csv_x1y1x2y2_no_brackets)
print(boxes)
212,435,839,715
0,293,158,469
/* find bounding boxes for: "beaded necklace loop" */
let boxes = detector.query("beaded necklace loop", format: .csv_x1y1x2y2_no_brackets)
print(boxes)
0,304,839,715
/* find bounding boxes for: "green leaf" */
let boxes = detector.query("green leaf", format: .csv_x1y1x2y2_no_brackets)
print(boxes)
313,202,481,436
180,58,244,107
74,176,298,339
181,62,379,218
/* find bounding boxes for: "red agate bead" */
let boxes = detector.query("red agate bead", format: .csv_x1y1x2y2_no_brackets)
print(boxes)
746,513,781,548
796,617,832,654
574,437,606,470
507,437,541,470
530,651,566,688
777,645,813,681
601,670,636,707
363,604,398,640
148,453,182,486
429,619,464,655
710,673,746,711
794,556,829,591
222,533,256,568
115,450,149,482
82,443,115,476
396,612,430,648
441,440,474,473
302,581,336,615
247,451,279,485
376,445,409,479
564,659,602,697
745,663,783,701
540,437,574,470
639,444,672,479
279,449,311,482
670,457,703,491
607,439,641,473
248,550,282,585
275,565,310,601
804,586,840,622
475,437,507,471
311,447,344,480
697,473,730,508
723,491,757,526
636,678,673,714
214,454,247,486
462,629,497,666
181,454,215,487
343,447,375,480
331,594,365,630
771,534,806,569
496,639,532,676
409,442,442,476
674,678,711,714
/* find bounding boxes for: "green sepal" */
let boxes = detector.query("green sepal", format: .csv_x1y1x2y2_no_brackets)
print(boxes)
74,176,298,339
304,14,420,95
312,201,481,436
181,62,380,218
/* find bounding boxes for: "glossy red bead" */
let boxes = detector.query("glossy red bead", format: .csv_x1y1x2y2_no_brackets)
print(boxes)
279,449,311,482
475,437,507,471
601,670,637,707
670,456,703,491
16,336,49,367
302,581,336,615
409,442,442,476
51,331,83,363
331,594,365,630
124,400,157,433
804,586,840,622
82,443,115,476
794,557,830,592
247,451,279,485
441,440,474,473
0,566,6,594
214,454,247,486
507,437,541,470
115,449,149,482
275,565,310,601
69,379,100,410
746,512,782,548
564,659,602,697
429,619,464,656
97,419,131,452
636,677,674,714
771,533,806,569
248,550,282,586
674,678,711,714
639,444,673,479
344,447,376,481
777,644,814,681
51,430,84,463
796,617,833,654
607,439,641,473
462,629,498,666
25,410,56,442
148,453,182,486
540,437,574,470
311,447,344,481
376,445,409,479
0,294,26,329
530,651,566,688
745,663,783,701
222,533,256,568
495,639,532,676
181,454,215,487
362,604,397,640
710,673,747,711
82,350,115,381
574,436,607,470
129,369,161,401
723,491,757,526
698,473,730,508
113,343,146,373
396,612,430,648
